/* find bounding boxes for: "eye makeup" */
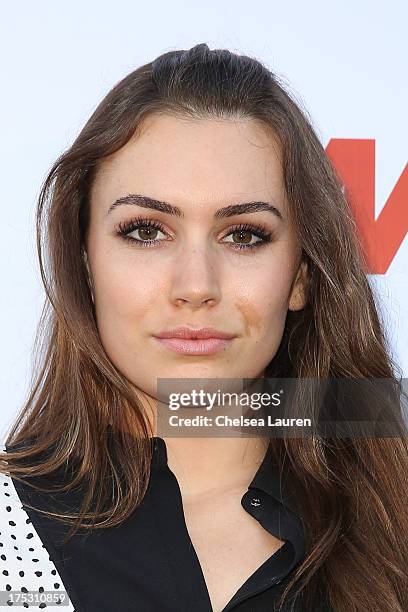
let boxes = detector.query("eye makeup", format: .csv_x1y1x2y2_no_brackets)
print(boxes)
114,216,274,251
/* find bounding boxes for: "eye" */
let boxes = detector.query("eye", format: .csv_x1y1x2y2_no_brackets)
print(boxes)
114,217,273,251
221,223,273,251
115,217,168,248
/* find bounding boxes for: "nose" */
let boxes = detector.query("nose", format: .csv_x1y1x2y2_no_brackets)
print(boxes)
169,245,221,309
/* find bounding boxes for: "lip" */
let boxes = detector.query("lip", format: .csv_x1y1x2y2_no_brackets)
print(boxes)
154,326,236,340
153,326,236,355
153,336,234,355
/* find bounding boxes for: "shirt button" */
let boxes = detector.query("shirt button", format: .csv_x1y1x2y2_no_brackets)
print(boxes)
250,496,262,507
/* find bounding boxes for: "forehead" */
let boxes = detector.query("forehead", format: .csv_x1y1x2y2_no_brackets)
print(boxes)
90,113,286,216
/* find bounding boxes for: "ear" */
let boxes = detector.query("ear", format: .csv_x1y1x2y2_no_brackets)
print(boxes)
288,259,308,311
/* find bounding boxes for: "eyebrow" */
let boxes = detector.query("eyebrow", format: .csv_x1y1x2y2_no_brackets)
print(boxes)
107,193,283,221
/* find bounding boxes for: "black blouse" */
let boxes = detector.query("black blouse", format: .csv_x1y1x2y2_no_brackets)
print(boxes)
2,433,325,611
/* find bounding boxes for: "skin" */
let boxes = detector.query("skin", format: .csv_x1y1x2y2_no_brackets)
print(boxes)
84,113,308,498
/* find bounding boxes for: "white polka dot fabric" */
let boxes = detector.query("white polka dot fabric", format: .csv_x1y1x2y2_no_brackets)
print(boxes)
0,471,75,610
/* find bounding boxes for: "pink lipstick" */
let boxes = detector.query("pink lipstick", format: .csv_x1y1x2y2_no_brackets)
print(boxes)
153,326,236,355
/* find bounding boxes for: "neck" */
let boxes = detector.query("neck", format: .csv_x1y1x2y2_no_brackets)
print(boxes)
122,386,270,498
161,435,269,499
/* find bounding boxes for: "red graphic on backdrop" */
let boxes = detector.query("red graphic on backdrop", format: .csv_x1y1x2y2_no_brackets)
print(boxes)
326,139,407,274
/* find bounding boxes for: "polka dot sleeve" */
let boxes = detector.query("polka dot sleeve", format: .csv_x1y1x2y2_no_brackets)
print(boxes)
0,471,76,610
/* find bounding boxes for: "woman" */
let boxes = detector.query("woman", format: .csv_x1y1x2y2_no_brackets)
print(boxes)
1,43,407,612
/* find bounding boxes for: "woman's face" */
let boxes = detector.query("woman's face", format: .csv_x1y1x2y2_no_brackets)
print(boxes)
85,114,307,401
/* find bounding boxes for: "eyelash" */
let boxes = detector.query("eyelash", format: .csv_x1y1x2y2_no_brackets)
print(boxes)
114,216,273,251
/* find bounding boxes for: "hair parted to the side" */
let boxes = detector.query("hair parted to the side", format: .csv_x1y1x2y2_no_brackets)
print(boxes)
1,43,407,611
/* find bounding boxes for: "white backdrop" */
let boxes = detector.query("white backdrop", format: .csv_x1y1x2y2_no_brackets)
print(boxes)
1,1,407,442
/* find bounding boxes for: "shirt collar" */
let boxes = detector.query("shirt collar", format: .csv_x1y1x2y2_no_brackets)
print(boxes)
248,442,302,517
152,436,301,518
244,441,306,563
152,436,306,568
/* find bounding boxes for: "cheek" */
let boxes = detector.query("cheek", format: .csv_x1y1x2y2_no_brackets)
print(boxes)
233,264,293,337
92,254,158,333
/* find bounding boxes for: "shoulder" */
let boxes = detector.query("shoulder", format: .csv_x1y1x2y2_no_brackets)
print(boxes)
0,469,76,610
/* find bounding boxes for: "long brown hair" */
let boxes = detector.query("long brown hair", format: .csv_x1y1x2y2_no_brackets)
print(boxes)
2,43,407,611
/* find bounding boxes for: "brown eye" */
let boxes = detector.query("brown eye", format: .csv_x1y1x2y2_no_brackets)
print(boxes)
116,217,272,251
116,217,168,248
223,229,262,247
231,230,256,245
137,226,160,241
221,223,273,251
